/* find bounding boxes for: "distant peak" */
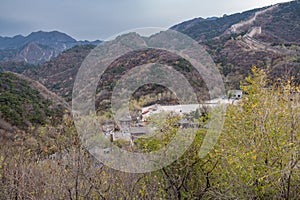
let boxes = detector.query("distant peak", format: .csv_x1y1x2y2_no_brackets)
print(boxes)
206,17,218,21
28,30,69,36
13,34,24,38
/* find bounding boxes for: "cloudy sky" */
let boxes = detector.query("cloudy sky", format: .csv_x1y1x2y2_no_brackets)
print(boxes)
0,0,292,40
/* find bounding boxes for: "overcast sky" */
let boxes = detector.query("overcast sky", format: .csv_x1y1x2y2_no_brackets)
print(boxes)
0,0,292,40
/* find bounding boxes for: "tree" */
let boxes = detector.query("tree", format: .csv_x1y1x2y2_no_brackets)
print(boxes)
215,66,300,199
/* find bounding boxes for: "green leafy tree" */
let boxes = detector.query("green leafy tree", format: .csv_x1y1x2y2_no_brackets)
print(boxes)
216,66,300,199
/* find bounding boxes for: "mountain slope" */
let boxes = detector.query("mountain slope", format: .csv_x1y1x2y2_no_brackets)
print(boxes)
0,31,101,64
171,1,300,44
0,61,36,74
254,1,300,44
22,1,300,105
24,45,96,100
24,40,208,107
172,0,300,88
0,31,76,50
171,7,264,41
0,72,69,135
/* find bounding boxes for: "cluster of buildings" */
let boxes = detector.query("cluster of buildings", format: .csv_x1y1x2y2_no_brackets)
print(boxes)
101,90,243,146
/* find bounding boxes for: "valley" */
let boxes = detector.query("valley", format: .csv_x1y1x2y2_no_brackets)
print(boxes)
0,0,299,199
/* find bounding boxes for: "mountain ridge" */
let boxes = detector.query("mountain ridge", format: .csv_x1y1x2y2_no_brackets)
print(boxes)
1,0,299,104
171,0,300,87
0,30,101,64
